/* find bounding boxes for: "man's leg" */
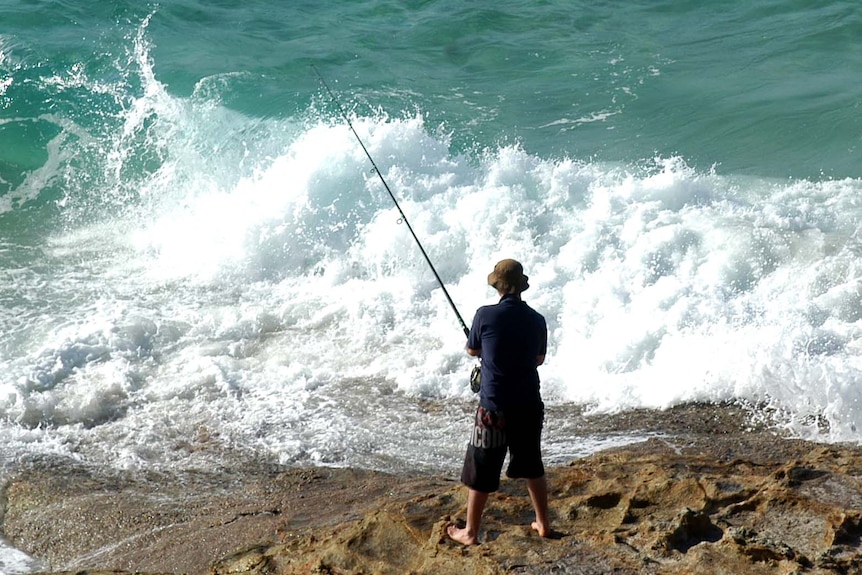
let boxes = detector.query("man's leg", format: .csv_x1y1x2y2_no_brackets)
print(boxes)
447,488,489,545
526,475,551,537
451,406,506,545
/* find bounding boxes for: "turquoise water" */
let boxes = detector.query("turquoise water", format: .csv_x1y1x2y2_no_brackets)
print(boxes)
3,2,862,570
3,0,861,189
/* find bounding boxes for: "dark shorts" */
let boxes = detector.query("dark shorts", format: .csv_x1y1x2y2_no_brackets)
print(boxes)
460,404,545,493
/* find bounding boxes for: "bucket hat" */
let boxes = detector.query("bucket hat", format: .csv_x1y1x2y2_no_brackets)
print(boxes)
488,259,529,294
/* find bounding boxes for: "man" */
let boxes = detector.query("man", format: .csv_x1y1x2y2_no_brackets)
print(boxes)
447,258,550,546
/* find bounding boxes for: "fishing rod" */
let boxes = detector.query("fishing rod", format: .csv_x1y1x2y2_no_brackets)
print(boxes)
312,66,470,338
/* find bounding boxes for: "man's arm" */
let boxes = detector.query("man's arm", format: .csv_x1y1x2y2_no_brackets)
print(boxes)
536,355,545,366
467,347,481,357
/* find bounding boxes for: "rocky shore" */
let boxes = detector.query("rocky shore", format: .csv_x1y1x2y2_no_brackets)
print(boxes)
3,404,862,574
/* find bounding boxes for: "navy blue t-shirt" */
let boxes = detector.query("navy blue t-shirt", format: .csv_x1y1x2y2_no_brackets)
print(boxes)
467,294,547,412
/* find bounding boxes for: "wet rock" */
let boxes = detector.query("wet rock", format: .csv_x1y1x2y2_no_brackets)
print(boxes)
5,421,862,574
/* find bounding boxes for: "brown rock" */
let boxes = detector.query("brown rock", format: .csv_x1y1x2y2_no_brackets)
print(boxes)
211,438,862,575
6,427,862,575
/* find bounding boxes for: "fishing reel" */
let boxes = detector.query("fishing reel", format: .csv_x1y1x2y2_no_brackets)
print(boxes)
470,364,481,393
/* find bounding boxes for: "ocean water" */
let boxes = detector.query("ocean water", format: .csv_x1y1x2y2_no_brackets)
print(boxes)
3,0,862,570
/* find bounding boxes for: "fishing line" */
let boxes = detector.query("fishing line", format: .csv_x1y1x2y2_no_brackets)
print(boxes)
312,65,470,338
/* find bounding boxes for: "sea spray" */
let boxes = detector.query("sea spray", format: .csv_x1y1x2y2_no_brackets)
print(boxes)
4,3,862,571
3,0,862,485
5,112,862,476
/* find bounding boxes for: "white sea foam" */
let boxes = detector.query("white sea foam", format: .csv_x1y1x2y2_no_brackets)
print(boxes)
0,541,41,575
2,19,862,483
4,114,862,477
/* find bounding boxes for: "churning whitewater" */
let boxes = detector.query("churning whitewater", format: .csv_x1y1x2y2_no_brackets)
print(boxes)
3,0,862,545
4,1,862,569
4,100,862,476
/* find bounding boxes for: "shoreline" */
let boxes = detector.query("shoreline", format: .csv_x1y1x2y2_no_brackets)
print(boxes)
3,404,861,574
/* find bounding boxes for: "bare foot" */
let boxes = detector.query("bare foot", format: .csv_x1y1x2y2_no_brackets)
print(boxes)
531,521,551,538
447,524,478,545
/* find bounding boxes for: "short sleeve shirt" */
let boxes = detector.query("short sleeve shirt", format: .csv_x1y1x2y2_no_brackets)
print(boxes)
467,294,547,412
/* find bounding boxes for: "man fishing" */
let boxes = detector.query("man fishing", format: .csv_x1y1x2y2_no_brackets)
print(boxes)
314,72,550,544
448,259,550,546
